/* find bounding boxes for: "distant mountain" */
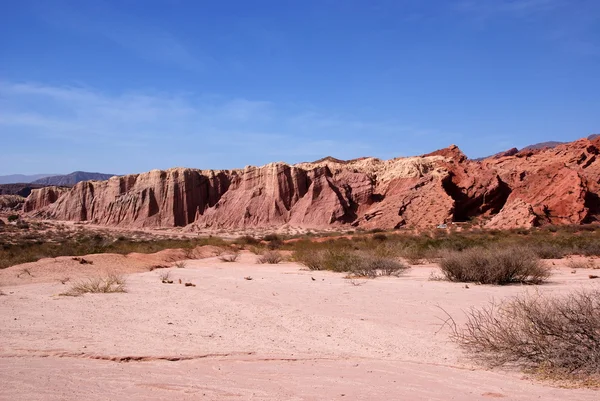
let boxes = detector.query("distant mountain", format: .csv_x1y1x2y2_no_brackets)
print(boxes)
0,174,55,184
520,141,565,151
32,171,115,186
473,134,600,160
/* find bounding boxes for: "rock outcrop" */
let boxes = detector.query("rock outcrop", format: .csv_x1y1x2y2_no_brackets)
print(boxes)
23,136,600,230
0,195,26,212
23,187,69,213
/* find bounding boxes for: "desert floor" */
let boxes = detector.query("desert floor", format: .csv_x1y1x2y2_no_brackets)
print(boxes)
1,252,599,400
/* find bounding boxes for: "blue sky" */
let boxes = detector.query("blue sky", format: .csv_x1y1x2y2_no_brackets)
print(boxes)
1,0,599,175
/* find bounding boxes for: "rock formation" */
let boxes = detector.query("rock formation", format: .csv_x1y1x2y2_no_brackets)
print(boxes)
23,136,600,230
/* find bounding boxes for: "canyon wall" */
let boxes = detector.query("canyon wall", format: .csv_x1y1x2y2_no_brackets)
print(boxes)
24,136,600,230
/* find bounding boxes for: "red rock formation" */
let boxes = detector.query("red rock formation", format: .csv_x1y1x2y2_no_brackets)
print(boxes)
23,136,600,230
23,187,69,213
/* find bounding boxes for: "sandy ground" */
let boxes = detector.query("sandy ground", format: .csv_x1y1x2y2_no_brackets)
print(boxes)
1,253,599,400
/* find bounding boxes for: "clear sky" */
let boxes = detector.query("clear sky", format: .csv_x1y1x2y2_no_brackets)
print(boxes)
1,0,599,175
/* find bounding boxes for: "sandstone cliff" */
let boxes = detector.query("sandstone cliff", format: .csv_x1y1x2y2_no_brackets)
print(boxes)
23,136,600,230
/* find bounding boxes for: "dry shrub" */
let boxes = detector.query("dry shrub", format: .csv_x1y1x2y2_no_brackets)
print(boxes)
349,255,408,278
174,260,187,268
530,243,565,259
294,248,408,277
449,290,600,381
159,271,171,282
234,235,261,246
567,259,597,270
257,251,283,264
219,252,239,262
400,246,428,265
438,247,550,285
61,274,126,296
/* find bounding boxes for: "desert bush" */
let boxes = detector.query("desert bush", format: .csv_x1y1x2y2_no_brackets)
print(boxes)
257,251,283,264
267,239,283,250
400,246,428,265
234,235,261,246
293,248,324,270
219,252,239,262
448,290,600,380
61,274,126,296
263,233,280,242
372,233,388,241
578,242,600,257
295,248,408,277
174,260,187,268
567,259,597,270
7,214,19,222
438,247,551,285
349,255,408,278
529,243,565,259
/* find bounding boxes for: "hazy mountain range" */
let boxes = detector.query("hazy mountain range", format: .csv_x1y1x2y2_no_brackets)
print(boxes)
0,171,114,185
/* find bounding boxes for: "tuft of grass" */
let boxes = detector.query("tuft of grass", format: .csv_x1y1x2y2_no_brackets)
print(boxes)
438,247,550,285
445,289,600,383
257,251,283,264
159,271,171,282
174,260,187,269
60,274,126,296
219,252,240,262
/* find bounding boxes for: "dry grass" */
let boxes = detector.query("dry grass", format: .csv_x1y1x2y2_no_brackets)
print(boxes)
159,271,171,282
60,274,126,296
174,260,187,268
445,289,600,384
567,259,598,270
257,251,283,264
438,247,551,285
219,252,240,262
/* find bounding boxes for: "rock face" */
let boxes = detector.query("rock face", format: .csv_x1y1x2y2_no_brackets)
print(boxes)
23,136,600,230
0,195,26,211
23,187,70,213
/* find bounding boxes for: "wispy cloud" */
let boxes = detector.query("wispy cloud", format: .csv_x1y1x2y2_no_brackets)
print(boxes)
0,81,439,172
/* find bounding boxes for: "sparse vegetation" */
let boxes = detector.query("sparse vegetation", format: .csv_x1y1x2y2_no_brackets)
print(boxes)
219,252,240,262
438,247,551,285
60,274,126,296
3,220,600,271
0,224,229,269
158,271,174,284
446,290,600,383
234,235,261,246
7,214,19,222
567,258,598,270
257,251,283,264
174,260,187,268
294,248,409,278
